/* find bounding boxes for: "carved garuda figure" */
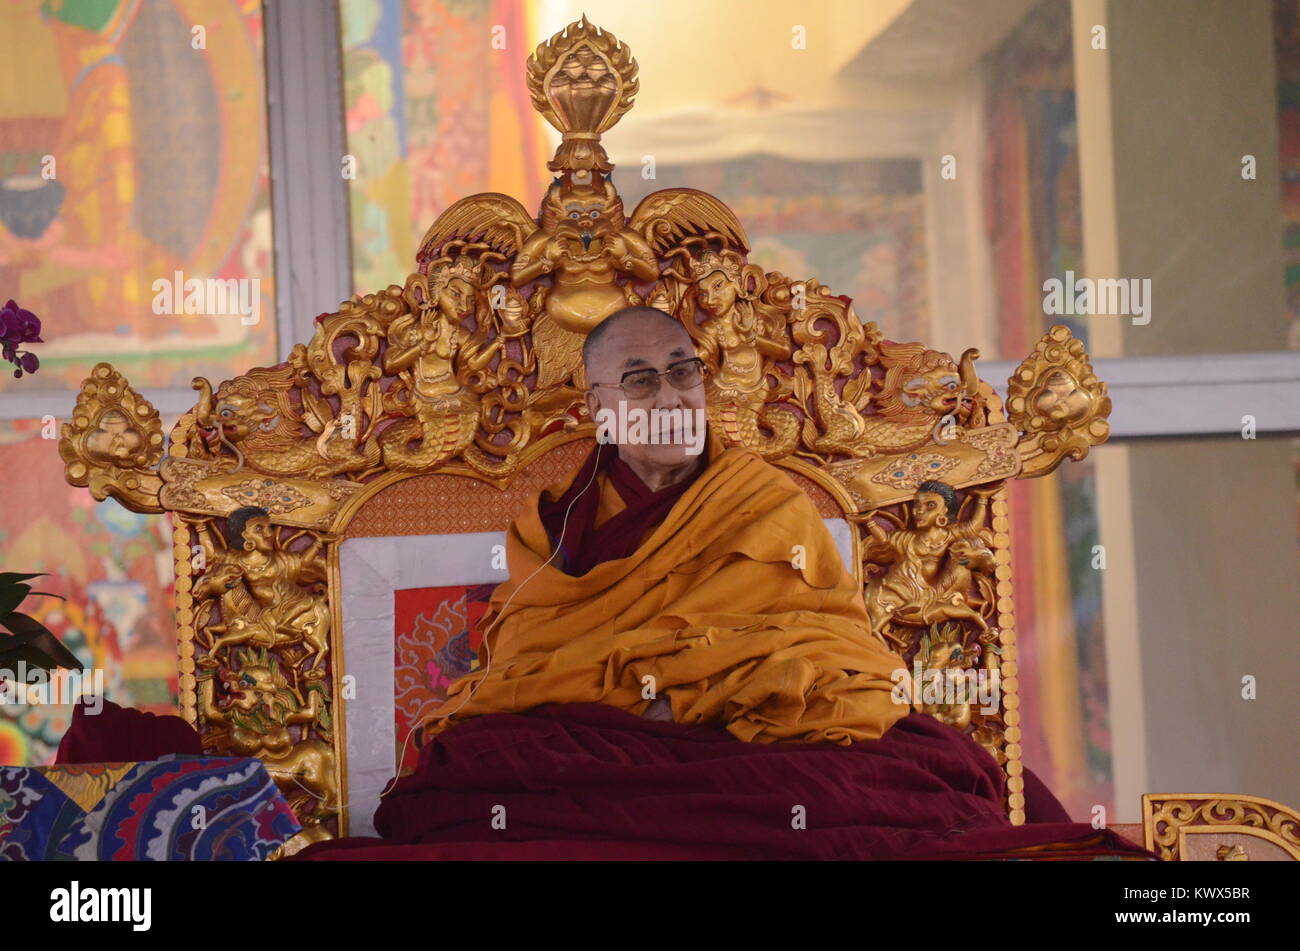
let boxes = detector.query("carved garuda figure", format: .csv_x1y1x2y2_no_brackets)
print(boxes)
61,15,1116,837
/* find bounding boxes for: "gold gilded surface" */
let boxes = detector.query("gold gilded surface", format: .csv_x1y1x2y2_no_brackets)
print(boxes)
159,456,365,529
1143,794,1300,861
185,505,339,833
60,363,165,513
61,18,1124,829
1006,324,1111,478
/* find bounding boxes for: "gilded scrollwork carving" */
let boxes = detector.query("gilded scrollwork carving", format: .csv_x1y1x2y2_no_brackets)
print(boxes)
1143,794,1300,861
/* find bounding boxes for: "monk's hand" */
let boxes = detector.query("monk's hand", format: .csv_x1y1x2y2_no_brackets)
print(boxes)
643,694,674,722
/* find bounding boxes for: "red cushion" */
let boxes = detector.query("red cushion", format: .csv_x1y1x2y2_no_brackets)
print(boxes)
55,698,203,764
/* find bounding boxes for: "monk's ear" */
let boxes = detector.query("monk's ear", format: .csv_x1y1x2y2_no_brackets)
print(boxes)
583,388,602,422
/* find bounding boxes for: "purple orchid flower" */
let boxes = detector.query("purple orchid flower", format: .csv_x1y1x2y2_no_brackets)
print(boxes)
1,299,44,378
1,300,41,342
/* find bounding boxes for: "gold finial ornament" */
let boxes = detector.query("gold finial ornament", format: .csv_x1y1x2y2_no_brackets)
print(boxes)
59,363,165,513
526,15,639,173
1006,324,1111,477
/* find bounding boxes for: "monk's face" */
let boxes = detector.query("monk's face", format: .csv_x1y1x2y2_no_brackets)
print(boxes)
584,319,708,474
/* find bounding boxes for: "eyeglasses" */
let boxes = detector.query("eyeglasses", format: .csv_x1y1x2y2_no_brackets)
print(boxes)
590,357,706,400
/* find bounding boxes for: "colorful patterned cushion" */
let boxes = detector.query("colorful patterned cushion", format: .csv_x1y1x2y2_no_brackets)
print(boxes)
0,755,300,860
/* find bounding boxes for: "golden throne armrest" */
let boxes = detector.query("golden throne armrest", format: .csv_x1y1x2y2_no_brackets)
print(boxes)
1142,793,1300,861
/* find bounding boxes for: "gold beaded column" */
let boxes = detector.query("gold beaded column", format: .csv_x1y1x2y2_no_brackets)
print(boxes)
981,384,1025,824
991,488,1025,825
170,412,199,724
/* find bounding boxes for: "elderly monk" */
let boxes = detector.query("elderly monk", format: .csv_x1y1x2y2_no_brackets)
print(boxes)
426,305,910,745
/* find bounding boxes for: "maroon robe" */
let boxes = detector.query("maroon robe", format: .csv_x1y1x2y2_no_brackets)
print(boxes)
538,441,707,576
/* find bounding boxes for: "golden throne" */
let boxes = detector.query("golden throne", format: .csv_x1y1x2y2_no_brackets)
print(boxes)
59,17,1298,860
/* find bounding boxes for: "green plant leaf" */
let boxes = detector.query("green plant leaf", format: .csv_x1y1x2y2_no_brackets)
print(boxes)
0,613,82,671
0,572,49,586
0,642,67,674
0,583,30,618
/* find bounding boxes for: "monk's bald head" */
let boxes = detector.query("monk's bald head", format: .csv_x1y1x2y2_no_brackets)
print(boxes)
582,306,692,373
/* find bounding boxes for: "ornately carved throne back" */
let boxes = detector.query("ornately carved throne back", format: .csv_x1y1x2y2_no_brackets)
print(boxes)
59,17,1111,845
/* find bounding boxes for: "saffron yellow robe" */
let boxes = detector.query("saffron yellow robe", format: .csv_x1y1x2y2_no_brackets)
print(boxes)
427,437,911,745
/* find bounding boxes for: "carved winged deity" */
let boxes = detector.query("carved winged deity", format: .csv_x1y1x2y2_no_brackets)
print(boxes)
410,16,751,399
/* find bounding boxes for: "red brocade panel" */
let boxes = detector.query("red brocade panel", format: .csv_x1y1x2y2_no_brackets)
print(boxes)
393,585,490,772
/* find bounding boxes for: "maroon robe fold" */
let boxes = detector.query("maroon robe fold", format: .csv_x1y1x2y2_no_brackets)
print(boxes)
538,441,706,576
293,703,1153,861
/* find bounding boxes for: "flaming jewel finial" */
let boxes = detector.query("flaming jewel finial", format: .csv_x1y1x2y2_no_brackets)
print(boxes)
526,15,639,173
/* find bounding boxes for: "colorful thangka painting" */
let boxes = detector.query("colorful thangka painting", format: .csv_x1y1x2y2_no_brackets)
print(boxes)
983,0,1113,820
340,0,550,293
1276,0,1300,351
0,419,178,767
0,0,275,393
1272,2,1300,565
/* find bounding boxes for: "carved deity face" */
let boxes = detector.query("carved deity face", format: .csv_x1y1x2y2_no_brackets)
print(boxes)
240,515,274,552
435,278,475,324
696,269,740,319
1032,369,1090,428
227,665,277,713
86,409,143,464
911,491,949,529
556,196,616,244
